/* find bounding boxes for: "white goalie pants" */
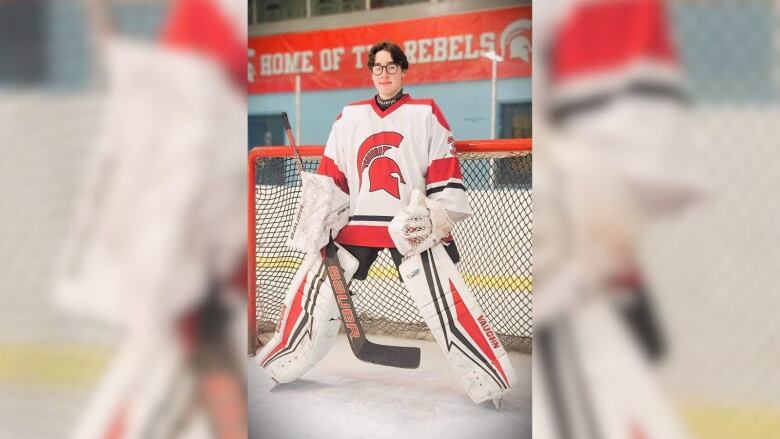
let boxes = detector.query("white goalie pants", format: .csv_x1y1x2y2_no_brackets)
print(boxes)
257,244,359,383
399,244,518,403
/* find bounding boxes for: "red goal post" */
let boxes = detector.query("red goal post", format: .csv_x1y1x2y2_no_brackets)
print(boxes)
248,138,532,355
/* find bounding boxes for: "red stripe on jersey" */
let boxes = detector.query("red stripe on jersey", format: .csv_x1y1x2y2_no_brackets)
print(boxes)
553,0,677,81
451,281,509,385
160,0,246,89
316,156,349,194
261,276,307,365
427,157,463,185
335,225,395,248
407,98,451,131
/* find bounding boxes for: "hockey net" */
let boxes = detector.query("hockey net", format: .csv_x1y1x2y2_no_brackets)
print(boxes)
248,139,532,354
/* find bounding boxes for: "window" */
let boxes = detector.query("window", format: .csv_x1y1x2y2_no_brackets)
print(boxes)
497,102,532,187
250,0,440,23
501,102,532,139
312,0,365,17
250,0,307,24
249,114,286,185
370,0,429,9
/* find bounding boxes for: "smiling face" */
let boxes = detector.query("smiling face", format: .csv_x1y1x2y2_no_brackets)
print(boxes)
371,50,405,100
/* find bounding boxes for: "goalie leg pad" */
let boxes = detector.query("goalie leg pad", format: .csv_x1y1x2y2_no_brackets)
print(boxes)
257,244,359,383
399,244,518,403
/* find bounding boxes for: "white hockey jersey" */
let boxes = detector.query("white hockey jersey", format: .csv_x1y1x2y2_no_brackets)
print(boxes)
316,94,473,248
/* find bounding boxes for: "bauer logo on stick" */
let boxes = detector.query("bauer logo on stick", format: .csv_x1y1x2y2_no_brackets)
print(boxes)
328,265,361,339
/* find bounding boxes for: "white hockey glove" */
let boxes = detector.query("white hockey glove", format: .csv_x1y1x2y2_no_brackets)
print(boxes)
287,172,349,254
389,188,453,256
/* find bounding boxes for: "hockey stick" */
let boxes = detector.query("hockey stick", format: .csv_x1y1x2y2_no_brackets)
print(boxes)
281,112,421,369
281,112,306,175
322,239,421,368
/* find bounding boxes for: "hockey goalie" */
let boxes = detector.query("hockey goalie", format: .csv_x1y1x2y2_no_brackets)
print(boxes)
256,41,517,405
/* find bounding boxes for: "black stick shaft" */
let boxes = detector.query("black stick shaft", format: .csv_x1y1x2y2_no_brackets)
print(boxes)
281,112,305,174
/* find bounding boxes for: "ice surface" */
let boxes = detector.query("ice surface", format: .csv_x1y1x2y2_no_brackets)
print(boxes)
248,334,531,439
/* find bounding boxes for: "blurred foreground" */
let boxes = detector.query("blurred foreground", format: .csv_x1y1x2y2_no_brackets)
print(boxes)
534,0,780,438
1,0,246,437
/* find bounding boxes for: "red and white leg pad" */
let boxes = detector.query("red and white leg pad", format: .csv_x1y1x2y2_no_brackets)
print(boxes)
399,244,518,403
256,244,359,383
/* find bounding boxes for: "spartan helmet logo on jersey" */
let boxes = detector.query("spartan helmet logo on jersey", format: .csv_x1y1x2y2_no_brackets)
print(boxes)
357,132,405,199
499,19,532,62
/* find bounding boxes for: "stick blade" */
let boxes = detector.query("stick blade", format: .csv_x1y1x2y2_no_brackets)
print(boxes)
356,341,421,369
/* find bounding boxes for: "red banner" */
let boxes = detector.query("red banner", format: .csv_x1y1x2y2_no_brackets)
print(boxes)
248,6,531,94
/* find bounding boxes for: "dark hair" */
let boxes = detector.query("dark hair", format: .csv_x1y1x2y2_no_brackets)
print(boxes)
367,41,409,71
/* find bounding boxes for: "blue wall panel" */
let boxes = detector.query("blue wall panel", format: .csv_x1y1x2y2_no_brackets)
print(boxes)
249,77,531,147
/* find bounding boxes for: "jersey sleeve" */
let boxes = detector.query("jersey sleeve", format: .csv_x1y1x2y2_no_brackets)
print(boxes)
425,101,473,222
547,0,707,213
316,116,349,194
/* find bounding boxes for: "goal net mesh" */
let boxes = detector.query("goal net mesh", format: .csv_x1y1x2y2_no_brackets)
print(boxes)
250,140,532,353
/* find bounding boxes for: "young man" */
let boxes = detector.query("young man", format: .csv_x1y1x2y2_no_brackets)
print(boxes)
258,41,517,405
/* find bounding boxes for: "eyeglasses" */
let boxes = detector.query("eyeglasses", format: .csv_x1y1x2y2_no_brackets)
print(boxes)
371,63,399,76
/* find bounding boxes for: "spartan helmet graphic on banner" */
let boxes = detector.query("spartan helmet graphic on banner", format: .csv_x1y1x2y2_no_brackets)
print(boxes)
357,132,406,199
500,19,532,62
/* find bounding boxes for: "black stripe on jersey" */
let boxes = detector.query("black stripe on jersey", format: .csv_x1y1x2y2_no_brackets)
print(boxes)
551,79,688,124
262,263,327,368
426,182,466,195
422,250,508,390
349,215,394,222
